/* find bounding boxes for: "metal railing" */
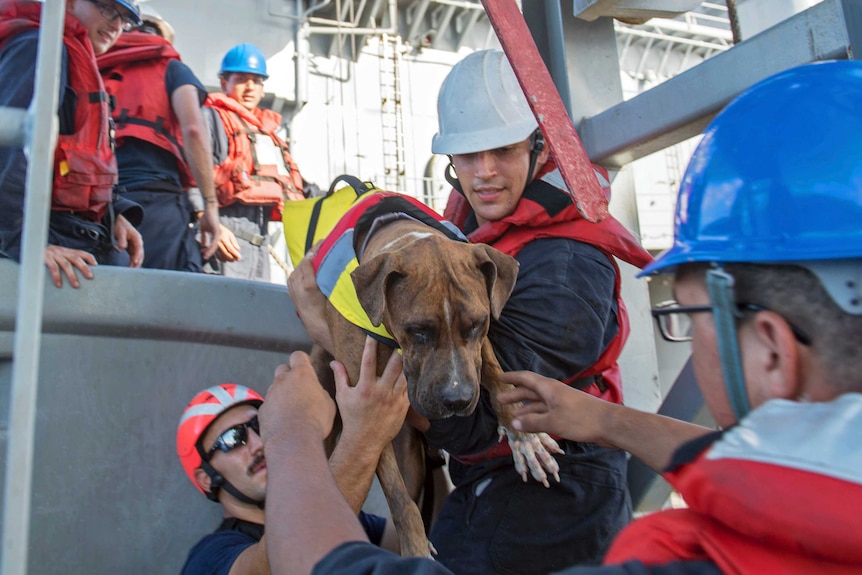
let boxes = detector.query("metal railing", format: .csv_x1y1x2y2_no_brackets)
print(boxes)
1,1,67,574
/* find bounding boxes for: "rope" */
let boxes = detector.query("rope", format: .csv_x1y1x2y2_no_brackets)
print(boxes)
726,0,742,44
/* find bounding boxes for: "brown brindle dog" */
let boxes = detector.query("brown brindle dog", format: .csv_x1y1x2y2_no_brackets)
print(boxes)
311,215,562,557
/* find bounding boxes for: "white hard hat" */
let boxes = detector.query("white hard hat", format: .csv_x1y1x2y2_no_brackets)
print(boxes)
432,50,538,155
138,3,175,44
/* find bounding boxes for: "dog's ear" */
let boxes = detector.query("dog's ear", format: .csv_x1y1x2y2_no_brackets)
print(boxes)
351,253,402,326
474,245,519,319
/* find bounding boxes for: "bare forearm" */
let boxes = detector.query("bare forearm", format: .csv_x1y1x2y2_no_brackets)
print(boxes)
328,433,383,514
183,123,217,204
603,404,713,472
265,427,369,575
172,85,217,204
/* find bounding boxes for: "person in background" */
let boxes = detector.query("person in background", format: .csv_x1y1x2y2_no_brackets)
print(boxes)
0,0,144,288
202,43,306,281
258,60,862,575
98,6,220,272
178,337,407,574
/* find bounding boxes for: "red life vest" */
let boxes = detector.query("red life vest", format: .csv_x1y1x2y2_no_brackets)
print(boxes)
205,92,305,220
605,396,862,573
0,0,117,221
97,32,195,189
444,160,653,405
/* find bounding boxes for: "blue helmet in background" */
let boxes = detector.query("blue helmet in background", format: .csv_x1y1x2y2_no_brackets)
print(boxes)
642,60,862,278
219,43,268,80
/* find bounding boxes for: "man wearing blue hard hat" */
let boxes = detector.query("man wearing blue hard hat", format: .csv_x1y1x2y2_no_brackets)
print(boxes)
0,0,145,288
201,43,307,281
251,60,862,574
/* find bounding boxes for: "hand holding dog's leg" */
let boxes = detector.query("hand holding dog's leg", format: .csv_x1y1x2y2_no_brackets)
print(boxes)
482,339,562,487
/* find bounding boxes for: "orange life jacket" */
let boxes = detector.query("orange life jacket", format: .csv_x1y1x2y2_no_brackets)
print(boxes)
0,0,117,221
205,92,305,220
97,32,195,189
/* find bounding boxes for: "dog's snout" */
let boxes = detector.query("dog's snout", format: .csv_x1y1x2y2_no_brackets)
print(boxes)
441,382,476,413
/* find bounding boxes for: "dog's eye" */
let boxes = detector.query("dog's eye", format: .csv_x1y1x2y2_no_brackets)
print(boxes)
463,319,487,340
407,327,431,344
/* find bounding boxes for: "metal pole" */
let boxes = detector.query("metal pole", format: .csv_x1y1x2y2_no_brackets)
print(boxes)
542,0,573,119
2,0,66,573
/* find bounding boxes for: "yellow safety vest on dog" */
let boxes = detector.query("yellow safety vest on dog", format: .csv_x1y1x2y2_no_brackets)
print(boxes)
286,181,467,348
282,175,379,267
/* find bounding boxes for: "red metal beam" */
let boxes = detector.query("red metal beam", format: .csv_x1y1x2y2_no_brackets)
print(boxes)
481,0,608,222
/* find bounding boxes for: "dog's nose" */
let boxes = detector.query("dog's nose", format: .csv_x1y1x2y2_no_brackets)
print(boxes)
441,382,476,413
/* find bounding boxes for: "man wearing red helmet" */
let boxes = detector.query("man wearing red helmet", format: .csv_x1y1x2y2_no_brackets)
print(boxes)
177,338,408,575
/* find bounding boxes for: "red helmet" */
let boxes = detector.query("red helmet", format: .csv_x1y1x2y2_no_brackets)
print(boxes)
176,383,263,494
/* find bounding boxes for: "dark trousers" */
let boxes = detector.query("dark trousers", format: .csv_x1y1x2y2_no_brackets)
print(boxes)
430,445,632,575
121,188,202,273
0,211,128,266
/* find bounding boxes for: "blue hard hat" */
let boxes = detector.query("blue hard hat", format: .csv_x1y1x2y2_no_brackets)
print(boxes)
219,43,268,80
114,0,142,25
641,60,862,277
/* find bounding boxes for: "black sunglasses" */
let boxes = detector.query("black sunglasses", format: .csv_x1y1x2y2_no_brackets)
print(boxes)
203,415,259,461
651,301,812,345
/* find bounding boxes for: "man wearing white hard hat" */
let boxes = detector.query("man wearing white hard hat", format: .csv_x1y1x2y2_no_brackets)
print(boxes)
408,49,654,575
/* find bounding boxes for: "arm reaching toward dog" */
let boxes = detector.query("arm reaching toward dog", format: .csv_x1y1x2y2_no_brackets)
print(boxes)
498,371,713,473
260,339,409,572
260,351,369,575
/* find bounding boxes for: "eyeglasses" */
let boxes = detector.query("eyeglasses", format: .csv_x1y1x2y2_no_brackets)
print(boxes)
84,0,138,31
651,301,812,345
203,416,259,461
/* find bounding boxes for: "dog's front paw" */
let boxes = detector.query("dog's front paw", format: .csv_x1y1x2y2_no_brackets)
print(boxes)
498,426,563,487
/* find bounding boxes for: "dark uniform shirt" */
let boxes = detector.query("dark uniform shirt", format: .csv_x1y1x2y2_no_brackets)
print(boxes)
115,59,206,191
180,511,387,575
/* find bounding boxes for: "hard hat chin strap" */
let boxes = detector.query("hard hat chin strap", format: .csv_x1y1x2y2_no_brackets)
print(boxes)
200,460,265,510
706,266,751,422
527,130,545,185
444,159,464,195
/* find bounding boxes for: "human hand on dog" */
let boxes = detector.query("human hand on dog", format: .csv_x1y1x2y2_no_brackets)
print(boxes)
260,351,337,445
498,370,614,446
287,245,335,353
333,336,410,454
